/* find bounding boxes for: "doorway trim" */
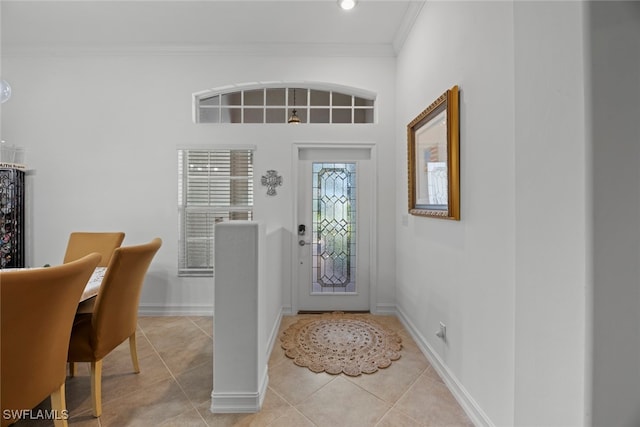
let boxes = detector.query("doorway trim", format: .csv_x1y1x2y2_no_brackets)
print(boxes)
291,142,378,314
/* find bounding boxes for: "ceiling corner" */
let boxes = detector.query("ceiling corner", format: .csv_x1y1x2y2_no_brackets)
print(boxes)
392,1,426,55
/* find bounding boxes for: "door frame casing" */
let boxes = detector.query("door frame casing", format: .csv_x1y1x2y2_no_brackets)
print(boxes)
291,142,378,314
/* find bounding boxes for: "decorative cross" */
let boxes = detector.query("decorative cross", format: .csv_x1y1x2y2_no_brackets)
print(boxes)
261,170,283,196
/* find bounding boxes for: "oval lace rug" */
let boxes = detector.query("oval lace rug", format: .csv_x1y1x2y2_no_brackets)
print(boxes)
280,312,402,376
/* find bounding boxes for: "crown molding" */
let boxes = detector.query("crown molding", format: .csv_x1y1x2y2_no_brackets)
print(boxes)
2,42,397,58
392,1,426,54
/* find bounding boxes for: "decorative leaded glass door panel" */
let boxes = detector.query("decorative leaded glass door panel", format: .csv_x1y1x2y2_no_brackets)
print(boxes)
296,147,371,312
312,163,356,293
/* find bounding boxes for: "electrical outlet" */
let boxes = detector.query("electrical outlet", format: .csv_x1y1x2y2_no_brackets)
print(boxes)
436,322,446,340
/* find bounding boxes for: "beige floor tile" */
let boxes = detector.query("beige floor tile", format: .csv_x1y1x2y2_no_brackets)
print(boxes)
375,408,424,427
191,316,214,338
155,333,213,375
423,364,446,385
175,359,214,405
394,373,473,427
138,315,187,332
344,342,429,404
142,316,210,353
98,377,192,427
64,373,95,416
68,360,90,377
102,350,173,402
267,358,335,405
296,376,391,427
117,331,157,359
66,413,102,427
159,407,208,426
267,406,316,427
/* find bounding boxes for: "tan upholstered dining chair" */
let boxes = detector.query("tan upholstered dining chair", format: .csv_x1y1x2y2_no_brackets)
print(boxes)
67,238,162,417
0,253,101,427
63,232,125,267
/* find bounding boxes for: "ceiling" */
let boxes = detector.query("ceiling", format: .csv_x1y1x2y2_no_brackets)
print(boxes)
1,1,424,56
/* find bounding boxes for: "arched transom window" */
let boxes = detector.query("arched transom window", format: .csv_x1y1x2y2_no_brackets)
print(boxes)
193,83,376,124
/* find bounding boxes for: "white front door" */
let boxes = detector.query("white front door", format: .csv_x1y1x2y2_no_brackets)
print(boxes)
294,145,374,312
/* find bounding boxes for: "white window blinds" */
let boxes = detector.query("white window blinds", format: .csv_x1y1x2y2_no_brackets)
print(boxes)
178,148,254,276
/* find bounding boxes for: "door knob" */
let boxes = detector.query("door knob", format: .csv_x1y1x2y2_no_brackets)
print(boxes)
298,240,311,246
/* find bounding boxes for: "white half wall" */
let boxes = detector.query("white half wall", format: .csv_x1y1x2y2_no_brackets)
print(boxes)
212,221,267,413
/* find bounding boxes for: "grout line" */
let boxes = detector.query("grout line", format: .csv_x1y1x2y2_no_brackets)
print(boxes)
386,369,432,427
187,316,213,339
140,327,206,410
373,406,394,427
261,387,314,427
136,321,210,426
291,406,319,427
266,386,320,427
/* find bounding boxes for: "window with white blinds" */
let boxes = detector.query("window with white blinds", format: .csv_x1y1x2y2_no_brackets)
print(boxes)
178,148,254,276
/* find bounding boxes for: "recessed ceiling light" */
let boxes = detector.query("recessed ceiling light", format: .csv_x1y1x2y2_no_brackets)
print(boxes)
338,0,357,11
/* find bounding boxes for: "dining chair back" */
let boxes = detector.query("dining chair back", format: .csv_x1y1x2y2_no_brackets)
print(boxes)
67,238,162,417
63,232,125,267
0,253,101,427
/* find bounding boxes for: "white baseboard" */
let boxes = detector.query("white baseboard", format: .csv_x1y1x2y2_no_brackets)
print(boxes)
210,371,268,414
395,306,494,427
374,303,397,315
266,308,284,360
281,305,294,315
138,304,213,316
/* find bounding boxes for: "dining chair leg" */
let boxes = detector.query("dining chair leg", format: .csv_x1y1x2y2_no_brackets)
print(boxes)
129,332,140,374
51,383,69,427
90,360,103,417
68,362,76,377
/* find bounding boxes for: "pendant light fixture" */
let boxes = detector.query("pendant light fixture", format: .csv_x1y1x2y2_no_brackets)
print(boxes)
288,88,301,124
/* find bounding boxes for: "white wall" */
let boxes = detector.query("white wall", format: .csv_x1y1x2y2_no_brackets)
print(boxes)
513,2,589,426
589,2,640,426
396,2,516,425
0,52,397,314
396,1,591,426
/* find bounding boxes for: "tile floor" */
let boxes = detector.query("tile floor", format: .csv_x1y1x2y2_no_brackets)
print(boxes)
15,314,473,427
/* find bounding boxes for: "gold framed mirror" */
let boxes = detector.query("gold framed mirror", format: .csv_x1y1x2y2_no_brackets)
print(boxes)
407,85,460,220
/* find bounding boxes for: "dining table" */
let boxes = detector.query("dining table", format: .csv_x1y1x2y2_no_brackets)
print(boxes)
0,266,107,303
79,267,107,301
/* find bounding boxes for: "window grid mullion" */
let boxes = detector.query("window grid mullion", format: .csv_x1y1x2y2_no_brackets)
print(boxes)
197,86,374,124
